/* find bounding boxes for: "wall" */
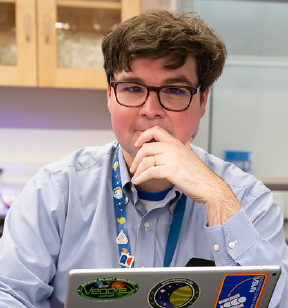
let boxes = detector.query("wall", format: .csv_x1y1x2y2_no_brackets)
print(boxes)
211,62,288,177
0,86,115,185
190,0,288,176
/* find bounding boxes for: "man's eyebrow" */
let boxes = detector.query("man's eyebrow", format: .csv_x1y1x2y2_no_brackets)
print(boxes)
115,76,144,84
115,75,195,86
163,76,193,86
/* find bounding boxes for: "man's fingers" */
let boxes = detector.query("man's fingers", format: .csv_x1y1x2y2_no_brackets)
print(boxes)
130,143,164,173
134,126,174,148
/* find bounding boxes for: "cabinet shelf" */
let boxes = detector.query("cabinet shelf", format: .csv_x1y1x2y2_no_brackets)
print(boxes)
57,0,121,10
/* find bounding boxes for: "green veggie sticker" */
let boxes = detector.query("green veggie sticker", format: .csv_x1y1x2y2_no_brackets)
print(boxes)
77,277,139,301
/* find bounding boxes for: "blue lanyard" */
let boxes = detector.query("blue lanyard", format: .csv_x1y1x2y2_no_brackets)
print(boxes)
163,193,186,267
112,147,186,268
112,147,132,268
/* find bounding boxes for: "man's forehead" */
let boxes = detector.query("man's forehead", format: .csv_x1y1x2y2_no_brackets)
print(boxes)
114,56,198,86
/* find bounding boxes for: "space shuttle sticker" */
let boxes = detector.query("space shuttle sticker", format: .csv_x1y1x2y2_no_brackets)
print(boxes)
214,273,268,308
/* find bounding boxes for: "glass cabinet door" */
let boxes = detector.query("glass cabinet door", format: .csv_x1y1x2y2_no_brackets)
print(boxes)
0,1,16,66
37,0,140,89
56,1,121,70
0,0,36,86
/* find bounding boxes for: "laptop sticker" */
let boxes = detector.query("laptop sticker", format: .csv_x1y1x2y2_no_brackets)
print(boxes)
214,273,269,308
77,277,139,301
148,277,200,308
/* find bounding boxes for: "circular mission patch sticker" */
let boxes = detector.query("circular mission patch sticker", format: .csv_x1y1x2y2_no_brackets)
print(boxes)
148,277,200,308
77,277,139,301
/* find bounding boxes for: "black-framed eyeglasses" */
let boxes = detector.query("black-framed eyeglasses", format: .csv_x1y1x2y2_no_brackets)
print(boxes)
110,81,199,112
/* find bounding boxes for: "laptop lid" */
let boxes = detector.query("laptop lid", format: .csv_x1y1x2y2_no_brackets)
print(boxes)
64,265,280,308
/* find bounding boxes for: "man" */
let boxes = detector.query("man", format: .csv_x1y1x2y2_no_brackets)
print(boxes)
0,10,287,308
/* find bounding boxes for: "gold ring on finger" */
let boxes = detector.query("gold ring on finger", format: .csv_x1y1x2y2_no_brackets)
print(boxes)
151,155,157,167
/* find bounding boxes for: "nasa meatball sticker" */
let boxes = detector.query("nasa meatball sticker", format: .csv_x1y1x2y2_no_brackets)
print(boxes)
148,277,200,308
214,273,268,308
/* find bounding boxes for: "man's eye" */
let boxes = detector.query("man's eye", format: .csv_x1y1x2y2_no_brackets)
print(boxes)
163,87,187,95
122,85,144,93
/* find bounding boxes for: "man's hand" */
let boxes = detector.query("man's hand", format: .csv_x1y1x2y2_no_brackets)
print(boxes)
130,126,241,226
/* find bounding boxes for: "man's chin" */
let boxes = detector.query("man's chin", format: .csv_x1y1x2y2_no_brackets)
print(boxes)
122,146,138,165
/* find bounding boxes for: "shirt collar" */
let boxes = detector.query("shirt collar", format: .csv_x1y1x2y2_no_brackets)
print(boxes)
117,145,132,188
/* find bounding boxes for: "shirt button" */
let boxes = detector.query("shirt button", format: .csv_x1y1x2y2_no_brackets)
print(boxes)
131,186,135,193
144,222,150,229
228,242,236,249
213,244,220,252
125,196,129,204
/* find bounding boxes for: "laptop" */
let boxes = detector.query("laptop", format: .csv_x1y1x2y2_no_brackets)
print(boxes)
64,265,280,308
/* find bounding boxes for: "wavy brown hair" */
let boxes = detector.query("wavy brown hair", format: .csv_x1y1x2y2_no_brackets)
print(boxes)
102,10,226,92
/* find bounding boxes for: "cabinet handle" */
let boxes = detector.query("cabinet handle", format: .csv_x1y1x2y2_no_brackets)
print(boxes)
24,14,30,42
45,15,50,43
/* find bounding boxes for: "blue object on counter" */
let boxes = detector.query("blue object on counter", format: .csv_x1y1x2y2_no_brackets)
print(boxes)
224,150,251,172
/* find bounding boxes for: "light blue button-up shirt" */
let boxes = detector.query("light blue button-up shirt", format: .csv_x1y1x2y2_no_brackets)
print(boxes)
0,141,287,307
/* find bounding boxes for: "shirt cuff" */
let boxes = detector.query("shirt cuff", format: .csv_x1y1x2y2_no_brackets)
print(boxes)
204,208,261,264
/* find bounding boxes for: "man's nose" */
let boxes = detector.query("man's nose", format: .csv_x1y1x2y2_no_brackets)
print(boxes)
138,90,166,118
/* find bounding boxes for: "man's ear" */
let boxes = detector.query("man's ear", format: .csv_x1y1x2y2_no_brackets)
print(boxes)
107,84,112,113
107,84,112,99
200,87,209,118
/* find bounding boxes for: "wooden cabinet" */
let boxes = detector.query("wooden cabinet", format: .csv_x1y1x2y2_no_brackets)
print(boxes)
0,0,140,89
0,0,37,86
